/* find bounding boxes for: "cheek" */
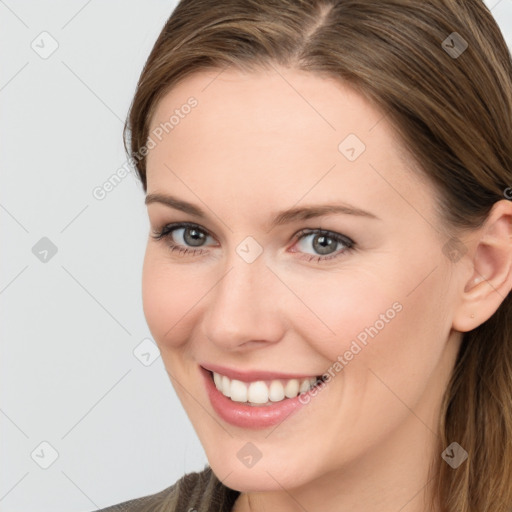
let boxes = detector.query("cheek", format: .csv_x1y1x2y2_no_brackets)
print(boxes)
323,259,454,414
288,268,402,364
141,248,206,349
291,257,450,383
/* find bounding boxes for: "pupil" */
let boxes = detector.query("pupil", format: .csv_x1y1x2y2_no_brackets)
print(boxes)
185,228,205,247
314,235,335,255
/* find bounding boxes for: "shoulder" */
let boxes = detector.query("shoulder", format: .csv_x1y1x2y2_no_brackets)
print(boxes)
92,465,241,512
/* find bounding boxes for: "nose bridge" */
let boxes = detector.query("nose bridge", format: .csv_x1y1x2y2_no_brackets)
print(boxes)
201,245,282,348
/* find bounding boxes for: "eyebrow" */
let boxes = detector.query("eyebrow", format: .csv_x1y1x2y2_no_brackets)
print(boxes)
145,193,380,227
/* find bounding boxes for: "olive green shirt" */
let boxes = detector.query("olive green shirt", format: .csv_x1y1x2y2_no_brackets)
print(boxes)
93,465,240,512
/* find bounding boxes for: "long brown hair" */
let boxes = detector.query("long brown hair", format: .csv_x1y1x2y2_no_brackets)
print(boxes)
123,1,512,510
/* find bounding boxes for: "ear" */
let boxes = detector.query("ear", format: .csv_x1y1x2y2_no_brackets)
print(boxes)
452,199,512,333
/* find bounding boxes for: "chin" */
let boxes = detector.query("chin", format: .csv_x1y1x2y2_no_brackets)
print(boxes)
206,448,319,493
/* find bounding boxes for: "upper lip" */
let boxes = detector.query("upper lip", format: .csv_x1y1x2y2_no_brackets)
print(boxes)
200,363,320,382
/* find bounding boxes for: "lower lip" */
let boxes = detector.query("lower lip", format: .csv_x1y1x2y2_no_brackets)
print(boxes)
200,366,321,429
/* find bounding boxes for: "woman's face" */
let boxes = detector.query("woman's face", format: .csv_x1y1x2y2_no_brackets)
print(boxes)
142,66,466,492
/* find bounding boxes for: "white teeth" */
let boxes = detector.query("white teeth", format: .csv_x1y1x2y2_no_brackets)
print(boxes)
213,372,222,390
299,379,311,393
269,380,285,402
212,371,319,405
247,381,269,404
221,375,231,397
230,379,248,402
284,379,300,398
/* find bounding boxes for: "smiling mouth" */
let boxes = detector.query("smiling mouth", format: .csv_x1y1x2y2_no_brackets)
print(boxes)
207,369,325,406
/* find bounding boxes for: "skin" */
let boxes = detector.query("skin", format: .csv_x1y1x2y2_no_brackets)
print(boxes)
141,65,512,512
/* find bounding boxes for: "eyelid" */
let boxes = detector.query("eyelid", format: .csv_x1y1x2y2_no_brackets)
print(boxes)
289,228,355,262
291,227,354,246
151,221,217,242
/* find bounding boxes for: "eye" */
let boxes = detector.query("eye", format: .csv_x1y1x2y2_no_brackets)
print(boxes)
151,222,356,262
290,228,355,262
150,222,216,256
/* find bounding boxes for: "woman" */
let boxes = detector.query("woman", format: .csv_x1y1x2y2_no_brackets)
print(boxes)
94,0,512,511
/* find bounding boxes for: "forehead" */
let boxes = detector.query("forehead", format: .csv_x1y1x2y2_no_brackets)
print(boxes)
145,66,438,226
149,66,383,145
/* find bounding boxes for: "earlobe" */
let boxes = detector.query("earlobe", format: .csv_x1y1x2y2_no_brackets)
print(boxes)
452,199,512,333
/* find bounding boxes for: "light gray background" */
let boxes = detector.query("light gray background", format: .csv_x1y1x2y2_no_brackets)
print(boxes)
1,1,511,511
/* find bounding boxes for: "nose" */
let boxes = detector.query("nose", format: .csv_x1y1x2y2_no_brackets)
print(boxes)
200,249,285,351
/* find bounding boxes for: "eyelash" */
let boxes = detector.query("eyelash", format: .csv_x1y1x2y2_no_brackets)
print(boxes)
150,222,356,263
